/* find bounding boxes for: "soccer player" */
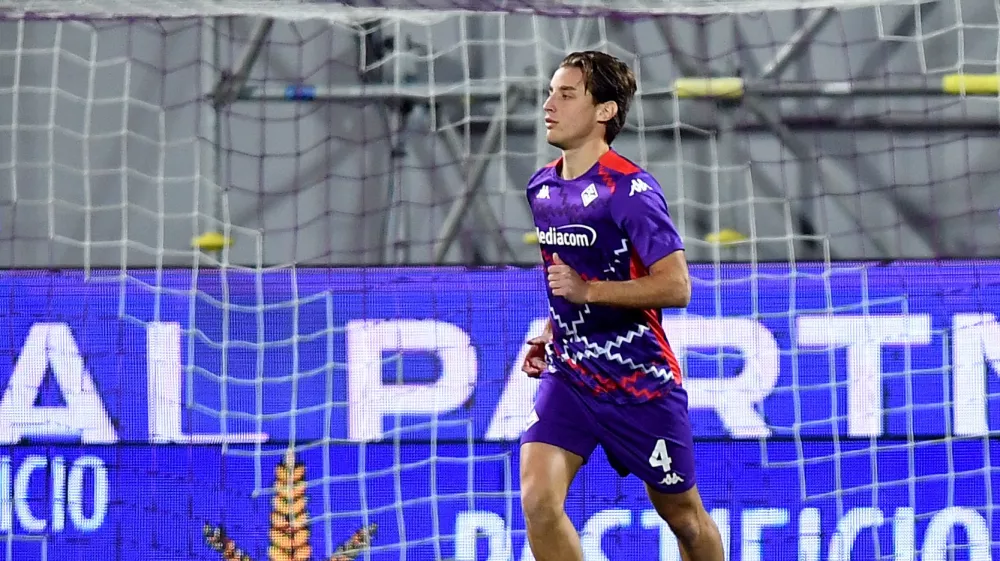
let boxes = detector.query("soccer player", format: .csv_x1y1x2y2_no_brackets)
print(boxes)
519,51,725,561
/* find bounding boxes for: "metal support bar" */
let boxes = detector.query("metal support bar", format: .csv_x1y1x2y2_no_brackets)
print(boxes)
659,16,840,258
730,8,944,258
821,142,956,256
237,83,524,102
388,109,409,265
791,8,822,261
403,117,483,263
733,12,824,261
691,15,718,255
200,18,223,244
232,76,1000,103
432,89,522,264
758,8,835,80
436,119,517,262
713,111,828,260
656,17,706,81
211,18,275,107
224,133,371,260
455,116,1000,135
658,16,934,259
724,22,825,260
675,76,1000,99
825,1,940,116
196,17,275,262
741,95,936,257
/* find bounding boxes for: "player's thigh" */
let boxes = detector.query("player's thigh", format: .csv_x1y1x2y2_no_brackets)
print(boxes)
519,374,599,517
519,441,585,522
598,387,697,495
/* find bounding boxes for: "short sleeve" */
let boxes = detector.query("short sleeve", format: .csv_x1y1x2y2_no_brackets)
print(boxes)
609,173,684,269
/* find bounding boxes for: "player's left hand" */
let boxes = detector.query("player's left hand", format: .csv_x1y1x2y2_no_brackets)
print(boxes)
547,253,590,305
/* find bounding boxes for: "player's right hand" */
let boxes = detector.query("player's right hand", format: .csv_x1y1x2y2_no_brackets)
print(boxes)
521,335,550,378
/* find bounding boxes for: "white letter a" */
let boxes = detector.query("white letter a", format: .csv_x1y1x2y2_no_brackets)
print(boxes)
0,323,118,444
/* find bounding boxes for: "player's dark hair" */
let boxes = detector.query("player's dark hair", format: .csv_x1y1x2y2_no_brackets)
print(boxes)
559,51,637,144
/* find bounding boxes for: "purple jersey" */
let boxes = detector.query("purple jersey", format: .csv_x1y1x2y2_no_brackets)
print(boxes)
527,149,685,404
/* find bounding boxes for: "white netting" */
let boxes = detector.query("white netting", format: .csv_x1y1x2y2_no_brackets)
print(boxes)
1,1,999,560
0,0,928,20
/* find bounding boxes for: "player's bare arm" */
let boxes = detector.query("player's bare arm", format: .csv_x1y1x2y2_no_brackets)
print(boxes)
547,250,690,309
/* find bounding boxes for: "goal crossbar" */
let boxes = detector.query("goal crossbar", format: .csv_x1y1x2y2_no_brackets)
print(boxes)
0,0,929,20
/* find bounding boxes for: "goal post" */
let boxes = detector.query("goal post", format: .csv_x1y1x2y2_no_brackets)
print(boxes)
1,1,999,561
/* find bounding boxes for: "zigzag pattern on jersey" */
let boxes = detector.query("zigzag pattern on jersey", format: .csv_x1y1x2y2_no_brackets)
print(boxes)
615,370,669,401
603,238,630,276
553,343,665,381
573,327,673,381
550,304,591,338
546,231,674,393
554,350,622,395
551,346,669,400
550,300,674,383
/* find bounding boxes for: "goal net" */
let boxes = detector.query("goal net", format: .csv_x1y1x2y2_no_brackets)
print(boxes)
1,0,999,560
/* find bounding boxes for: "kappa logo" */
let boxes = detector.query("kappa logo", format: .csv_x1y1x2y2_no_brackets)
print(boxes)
535,224,598,247
629,178,652,197
537,184,550,200
660,473,684,486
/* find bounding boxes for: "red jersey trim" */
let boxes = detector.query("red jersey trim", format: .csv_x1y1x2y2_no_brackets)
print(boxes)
629,250,684,385
599,150,640,175
543,151,638,174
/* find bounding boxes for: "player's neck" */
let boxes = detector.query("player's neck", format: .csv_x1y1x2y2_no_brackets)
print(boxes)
559,139,610,180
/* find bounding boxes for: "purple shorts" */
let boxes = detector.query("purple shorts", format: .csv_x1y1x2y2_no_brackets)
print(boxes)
521,373,696,494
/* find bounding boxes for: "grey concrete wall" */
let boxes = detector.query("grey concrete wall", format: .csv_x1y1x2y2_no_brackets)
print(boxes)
1,1,998,268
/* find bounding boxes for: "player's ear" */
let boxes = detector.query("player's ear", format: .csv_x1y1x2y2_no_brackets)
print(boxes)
596,100,618,124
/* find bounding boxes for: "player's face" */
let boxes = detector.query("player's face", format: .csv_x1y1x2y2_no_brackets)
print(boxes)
543,66,605,150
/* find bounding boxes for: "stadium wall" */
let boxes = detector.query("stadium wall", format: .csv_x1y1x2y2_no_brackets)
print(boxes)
0,1,999,267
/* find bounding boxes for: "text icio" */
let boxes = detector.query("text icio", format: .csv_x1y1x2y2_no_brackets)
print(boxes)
0,455,108,533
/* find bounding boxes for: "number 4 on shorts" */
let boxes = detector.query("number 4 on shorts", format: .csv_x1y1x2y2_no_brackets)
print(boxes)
648,439,672,473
